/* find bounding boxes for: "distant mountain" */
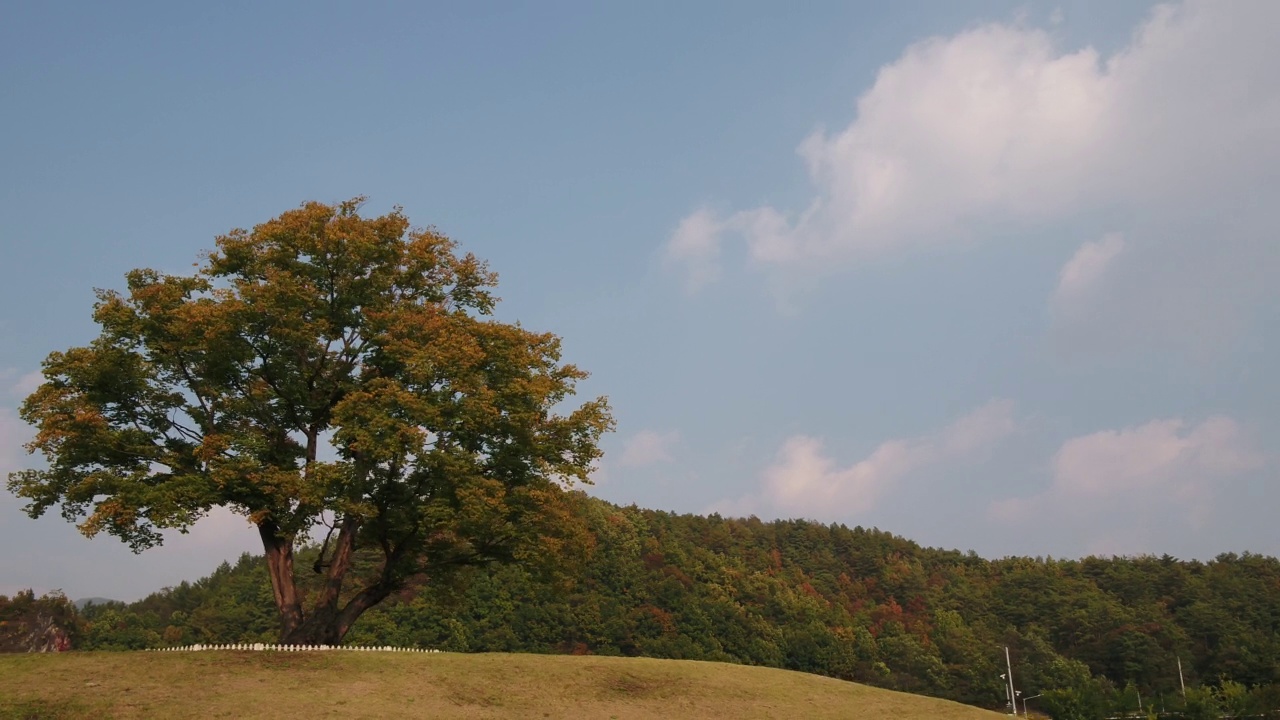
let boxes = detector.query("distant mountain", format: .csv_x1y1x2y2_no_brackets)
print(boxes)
73,597,118,610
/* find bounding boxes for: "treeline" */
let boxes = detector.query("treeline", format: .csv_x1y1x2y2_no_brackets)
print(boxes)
57,495,1280,718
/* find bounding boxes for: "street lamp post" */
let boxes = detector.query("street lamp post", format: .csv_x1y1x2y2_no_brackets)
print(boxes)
1023,694,1042,717
1005,647,1017,716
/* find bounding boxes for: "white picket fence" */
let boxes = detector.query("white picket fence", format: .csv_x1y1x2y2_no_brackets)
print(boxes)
149,643,439,653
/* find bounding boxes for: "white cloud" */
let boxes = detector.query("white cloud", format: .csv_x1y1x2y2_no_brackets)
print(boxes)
668,19,1112,278
719,399,1016,520
991,415,1265,551
1053,233,1125,310
756,435,914,517
618,429,680,468
664,209,725,292
666,1,1280,350
940,398,1019,456
1053,417,1261,498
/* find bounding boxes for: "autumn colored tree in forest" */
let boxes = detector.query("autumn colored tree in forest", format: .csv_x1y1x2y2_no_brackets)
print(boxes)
7,198,612,644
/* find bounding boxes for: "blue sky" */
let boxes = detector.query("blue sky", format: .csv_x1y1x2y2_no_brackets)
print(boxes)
2,1,1277,601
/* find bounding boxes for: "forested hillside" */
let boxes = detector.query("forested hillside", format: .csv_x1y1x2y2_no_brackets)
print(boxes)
62,493,1280,717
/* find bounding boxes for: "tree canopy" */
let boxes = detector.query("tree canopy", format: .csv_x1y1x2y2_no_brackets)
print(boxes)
7,198,612,643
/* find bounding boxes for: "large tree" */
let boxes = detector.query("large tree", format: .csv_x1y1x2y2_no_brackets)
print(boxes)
7,199,612,644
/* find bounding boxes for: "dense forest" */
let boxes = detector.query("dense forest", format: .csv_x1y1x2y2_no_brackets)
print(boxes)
11,493,1280,719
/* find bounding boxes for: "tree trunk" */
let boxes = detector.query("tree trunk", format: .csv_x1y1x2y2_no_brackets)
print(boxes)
281,615,344,646
260,514,401,646
280,582,396,646
316,518,359,611
258,520,304,640
280,517,362,646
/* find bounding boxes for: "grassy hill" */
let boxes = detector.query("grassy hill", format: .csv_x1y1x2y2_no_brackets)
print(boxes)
0,651,1006,719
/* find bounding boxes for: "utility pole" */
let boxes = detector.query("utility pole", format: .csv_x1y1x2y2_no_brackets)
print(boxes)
1006,646,1017,716
1177,656,1186,699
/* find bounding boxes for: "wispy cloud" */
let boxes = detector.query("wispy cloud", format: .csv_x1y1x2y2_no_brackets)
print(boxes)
717,399,1016,521
1052,233,1126,312
990,416,1265,553
618,429,680,468
666,2,1280,353
664,209,724,292
669,2,1278,274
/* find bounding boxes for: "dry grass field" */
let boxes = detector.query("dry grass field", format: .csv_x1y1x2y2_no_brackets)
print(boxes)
0,651,1008,719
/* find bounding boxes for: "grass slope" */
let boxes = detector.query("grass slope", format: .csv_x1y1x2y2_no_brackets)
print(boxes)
0,652,1006,719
